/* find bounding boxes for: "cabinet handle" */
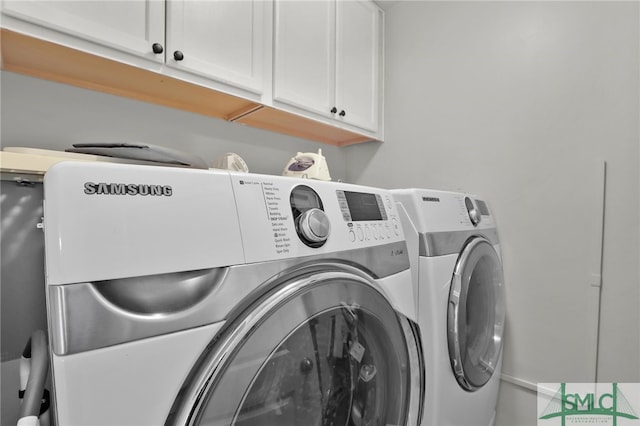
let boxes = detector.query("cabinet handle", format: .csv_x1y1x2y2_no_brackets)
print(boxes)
330,107,338,114
152,43,164,54
173,51,185,61
339,110,346,117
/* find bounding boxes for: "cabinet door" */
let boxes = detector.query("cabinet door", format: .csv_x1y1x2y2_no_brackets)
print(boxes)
273,0,335,116
1,0,164,62
335,0,381,133
166,0,267,95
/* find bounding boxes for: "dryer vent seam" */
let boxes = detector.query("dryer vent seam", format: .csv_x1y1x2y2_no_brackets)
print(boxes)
83,182,173,197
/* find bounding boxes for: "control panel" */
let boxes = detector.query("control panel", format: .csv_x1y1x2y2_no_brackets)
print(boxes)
230,173,405,263
391,188,496,234
336,190,401,244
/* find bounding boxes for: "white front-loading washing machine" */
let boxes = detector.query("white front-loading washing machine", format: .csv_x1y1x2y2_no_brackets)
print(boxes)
42,161,424,426
392,189,505,426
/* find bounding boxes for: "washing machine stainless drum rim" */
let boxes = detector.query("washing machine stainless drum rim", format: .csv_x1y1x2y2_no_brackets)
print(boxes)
167,270,420,426
447,237,506,392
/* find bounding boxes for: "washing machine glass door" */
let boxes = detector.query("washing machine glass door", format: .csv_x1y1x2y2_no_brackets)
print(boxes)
168,271,420,426
447,237,505,391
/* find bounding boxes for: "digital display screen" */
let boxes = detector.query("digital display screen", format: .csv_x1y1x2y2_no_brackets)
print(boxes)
343,191,384,221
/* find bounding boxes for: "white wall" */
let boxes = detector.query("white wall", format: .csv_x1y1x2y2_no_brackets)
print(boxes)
0,71,347,180
347,1,640,425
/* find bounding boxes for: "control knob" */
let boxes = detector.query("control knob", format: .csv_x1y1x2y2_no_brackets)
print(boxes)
297,208,331,244
468,208,481,226
464,197,481,226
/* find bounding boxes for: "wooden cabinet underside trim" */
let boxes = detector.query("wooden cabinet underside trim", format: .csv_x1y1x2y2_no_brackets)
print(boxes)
0,29,373,147
233,107,370,146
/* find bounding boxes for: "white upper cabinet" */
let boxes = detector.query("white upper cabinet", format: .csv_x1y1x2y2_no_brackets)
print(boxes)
273,0,335,118
1,0,165,63
165,1,267,95
273,0,382,134
1,0,268,97
335,0,381,133
0,0,383,144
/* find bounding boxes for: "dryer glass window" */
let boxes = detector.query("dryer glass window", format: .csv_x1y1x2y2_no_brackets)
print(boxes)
233,308,401,425
447,238,505,391
183,276,415,426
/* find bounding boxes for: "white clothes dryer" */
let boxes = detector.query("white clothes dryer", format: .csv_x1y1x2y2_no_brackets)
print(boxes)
392,189,505,426
42,162,424,426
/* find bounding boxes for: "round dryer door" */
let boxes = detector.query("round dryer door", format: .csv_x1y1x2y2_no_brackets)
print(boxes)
167,270,423,426
447,237,505,391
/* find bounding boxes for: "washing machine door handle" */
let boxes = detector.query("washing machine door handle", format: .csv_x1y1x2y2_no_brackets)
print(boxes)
447,294,467,381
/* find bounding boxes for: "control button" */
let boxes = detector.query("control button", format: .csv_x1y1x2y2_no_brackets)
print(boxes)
372,225,378,240
357,226,364,241
385,223,391,238
349,230,356,242
385,196,393,210
391,217,400,236
378,224,386,239
365,225,371,241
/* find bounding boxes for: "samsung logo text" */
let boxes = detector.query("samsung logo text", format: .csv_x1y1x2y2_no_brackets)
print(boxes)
84,182,173,197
